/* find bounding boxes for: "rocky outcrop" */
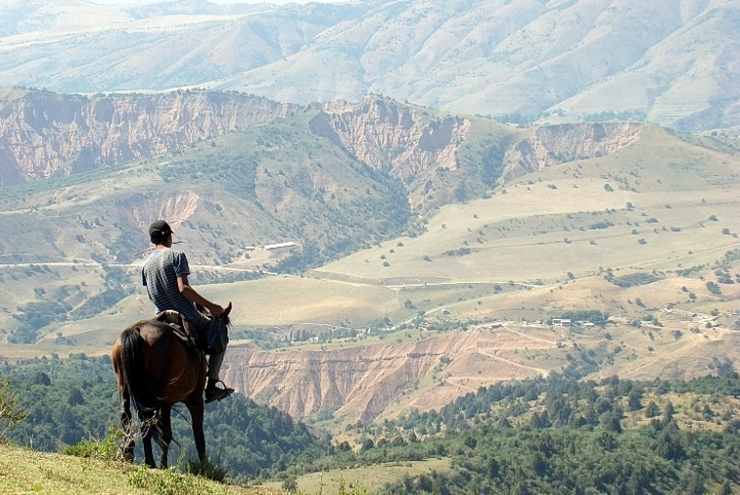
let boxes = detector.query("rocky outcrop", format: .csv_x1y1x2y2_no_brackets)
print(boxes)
123,192,201,233
0,87,646,210
311,98,469,176
500,123,642,182
0,88,300,185
309,97,471,208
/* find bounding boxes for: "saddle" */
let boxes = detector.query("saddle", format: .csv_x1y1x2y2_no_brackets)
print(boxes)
154,310,204,358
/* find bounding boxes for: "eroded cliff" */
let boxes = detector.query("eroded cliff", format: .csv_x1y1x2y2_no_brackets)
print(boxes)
222,327,554,424
309,97,473,209
500,123,643,182
0,88,299,185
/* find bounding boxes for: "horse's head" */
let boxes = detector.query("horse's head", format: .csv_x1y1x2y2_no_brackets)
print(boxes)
197,302,233,326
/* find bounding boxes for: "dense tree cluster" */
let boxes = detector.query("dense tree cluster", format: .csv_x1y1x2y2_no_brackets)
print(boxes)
3,353,740,493
0,355,328,479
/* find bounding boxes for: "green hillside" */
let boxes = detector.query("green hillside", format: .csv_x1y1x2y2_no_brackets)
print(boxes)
0,355,328,482
5,361,740,495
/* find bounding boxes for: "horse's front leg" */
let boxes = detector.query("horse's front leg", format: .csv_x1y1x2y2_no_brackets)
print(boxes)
158,404,173,469
186,395,207,462
118,386,135,462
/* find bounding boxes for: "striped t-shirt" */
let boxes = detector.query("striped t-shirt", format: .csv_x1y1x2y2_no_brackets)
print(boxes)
141,248,198,321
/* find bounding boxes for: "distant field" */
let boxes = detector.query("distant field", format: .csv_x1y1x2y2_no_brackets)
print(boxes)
315,127,740,287
263,458,451,494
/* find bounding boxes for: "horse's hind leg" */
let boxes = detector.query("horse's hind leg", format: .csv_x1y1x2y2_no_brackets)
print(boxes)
157,404,173,468
119,387,135,461
185,395,207,462
141,410,158,468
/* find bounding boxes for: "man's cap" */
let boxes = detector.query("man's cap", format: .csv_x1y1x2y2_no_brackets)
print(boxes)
149,220,173,237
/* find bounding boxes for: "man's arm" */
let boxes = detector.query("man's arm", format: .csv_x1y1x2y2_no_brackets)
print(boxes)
177,274,224,317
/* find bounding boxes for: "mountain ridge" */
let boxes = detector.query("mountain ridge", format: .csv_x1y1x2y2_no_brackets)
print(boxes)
0,0,738,131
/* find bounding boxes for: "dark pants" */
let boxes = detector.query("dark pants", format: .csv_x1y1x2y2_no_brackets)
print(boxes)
187,312,226,381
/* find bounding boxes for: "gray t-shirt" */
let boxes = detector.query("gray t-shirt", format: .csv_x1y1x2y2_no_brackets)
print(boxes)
141,248,198,320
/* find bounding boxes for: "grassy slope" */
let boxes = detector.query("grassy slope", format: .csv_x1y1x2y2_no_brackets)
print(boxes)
315,126,740,284
0,444,276,495
0,442,441,495
266,459,451,495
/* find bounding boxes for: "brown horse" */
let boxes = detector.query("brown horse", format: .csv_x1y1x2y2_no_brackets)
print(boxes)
111,306,231,468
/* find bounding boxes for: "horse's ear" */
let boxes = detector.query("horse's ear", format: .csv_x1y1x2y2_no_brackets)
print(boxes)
223,302,232,317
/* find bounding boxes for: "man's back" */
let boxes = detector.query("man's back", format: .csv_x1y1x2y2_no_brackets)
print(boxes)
142,248,198,320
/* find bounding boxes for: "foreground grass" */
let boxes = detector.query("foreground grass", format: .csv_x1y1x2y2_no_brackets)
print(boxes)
0,443,278,495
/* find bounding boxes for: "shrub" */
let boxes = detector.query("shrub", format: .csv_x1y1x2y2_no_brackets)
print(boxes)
645,401,660,418
187,459,226,483
63,428,121,461
128,465,227,495
0,379,28,441
706,281,722,295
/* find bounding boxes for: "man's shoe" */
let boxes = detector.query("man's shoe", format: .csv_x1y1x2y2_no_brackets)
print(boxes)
205,383,234,404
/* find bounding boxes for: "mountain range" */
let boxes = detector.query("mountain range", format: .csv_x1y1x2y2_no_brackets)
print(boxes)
0,0,738,132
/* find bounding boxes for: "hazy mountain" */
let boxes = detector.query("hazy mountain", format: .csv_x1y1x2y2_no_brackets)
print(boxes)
0,0,737,132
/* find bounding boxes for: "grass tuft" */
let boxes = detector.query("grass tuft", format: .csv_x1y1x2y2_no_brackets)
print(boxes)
128,464,231,495
187,458,227,483
63,428,122,461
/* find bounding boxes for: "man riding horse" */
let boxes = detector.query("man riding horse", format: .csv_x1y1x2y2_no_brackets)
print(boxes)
142,220,233,403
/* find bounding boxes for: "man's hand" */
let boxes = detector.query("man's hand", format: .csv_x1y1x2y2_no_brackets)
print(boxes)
209,304,225,317
178,274,225,317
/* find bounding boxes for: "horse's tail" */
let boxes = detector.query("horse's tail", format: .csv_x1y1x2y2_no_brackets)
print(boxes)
119,325,161,413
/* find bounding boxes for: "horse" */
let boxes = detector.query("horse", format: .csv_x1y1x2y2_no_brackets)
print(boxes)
111,304,231,468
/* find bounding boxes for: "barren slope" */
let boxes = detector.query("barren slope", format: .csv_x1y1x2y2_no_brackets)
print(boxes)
0,88,298,185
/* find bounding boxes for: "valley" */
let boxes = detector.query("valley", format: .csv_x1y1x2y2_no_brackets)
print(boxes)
0,1,739,492
0,90,738,435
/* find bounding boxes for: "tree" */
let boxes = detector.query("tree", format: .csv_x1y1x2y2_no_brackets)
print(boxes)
0,379,29,440
595,397,613,414
601,412,623,433
663,401,675,424
656,422,685,460
644,401,660,418
531,451,548,476
360,437,375,452
282,477,298,492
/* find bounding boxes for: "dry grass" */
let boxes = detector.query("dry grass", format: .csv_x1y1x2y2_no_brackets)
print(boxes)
315,126,740,288
0,443,278,495
263,458,450,494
